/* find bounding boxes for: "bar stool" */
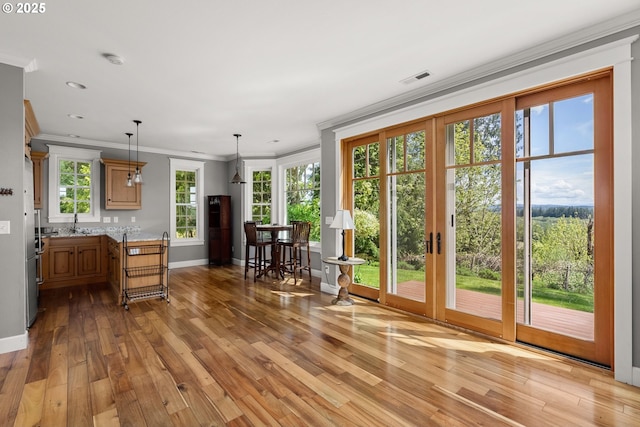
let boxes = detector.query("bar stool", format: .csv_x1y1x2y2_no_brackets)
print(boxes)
244,221,270,281
278,221,312,282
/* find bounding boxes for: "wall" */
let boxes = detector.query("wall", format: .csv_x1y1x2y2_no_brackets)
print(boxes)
0,63,26,347
30,139,230,265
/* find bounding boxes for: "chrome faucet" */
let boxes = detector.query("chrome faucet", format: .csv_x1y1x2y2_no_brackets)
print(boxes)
72,213,78,233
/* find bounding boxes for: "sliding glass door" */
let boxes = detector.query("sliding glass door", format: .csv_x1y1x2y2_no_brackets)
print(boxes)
342,72,613,366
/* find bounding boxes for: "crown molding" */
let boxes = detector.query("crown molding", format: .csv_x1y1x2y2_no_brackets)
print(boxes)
33,133,226,161
0,52,38,72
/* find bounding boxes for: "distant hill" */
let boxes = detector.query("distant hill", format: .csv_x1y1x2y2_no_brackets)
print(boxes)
516,205,594,219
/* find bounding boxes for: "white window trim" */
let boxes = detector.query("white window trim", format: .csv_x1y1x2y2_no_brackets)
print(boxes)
333,36,636,385
169,158,205,247
47,145,102,223
243,150,322,252
277,148,321,250
244,159,277,225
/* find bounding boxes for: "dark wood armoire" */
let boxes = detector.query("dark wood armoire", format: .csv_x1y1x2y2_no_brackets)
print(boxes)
208,195,232,265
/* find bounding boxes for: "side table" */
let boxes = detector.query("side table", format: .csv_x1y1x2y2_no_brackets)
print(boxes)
322,256,365,306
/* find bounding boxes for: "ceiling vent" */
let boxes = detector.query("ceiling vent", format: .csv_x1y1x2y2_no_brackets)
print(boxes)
400,70,431,85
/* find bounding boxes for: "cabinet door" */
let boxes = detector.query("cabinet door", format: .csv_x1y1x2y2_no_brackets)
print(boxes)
77,243,101,276
104,161,143,210
219,196,231,228
49,246,75,279
31,151,47,209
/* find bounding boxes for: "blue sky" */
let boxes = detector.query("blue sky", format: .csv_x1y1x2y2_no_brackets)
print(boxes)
516,94,595,206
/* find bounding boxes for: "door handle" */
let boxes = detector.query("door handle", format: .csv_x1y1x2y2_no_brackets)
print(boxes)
426,232,433,254
437,232,441,254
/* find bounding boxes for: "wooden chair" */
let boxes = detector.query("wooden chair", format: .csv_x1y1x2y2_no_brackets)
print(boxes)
278,221,312,282
244,221,270,281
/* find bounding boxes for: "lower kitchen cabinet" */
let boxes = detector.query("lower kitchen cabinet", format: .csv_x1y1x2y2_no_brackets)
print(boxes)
107,237,121,299
41,236,107,289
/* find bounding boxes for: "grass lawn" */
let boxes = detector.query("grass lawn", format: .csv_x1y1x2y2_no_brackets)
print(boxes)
354,264,593,312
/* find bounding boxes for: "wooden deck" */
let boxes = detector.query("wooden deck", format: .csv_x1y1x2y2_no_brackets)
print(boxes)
394,280,594,340
0,265,636,426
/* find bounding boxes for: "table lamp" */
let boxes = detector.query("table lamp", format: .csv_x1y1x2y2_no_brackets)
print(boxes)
330,210,354,261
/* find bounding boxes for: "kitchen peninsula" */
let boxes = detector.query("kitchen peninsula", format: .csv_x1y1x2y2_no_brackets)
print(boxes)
40,226,168,305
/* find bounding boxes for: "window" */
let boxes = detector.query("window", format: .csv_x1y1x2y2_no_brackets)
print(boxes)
243,150,321,246
47,145,101,223
251,170,272,223
284,161,321,242
170,158,204,247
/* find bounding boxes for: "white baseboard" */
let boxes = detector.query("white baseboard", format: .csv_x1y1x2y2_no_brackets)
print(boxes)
168,258,208,269
0,331,28,355
321,281,338,296
632,366,640,387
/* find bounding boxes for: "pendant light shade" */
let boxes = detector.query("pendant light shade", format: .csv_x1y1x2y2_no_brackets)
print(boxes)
125,132,133,187
133,120,143,184
230,133,246,184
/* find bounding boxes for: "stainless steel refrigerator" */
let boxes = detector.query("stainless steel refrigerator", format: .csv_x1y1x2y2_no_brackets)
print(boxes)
24,157,38,327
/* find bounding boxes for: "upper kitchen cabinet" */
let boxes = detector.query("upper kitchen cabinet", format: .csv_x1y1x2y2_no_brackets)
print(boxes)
24,100,40,158
31,151,48,209
102,158,146,210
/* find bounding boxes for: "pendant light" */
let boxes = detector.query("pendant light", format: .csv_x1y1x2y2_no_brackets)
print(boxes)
125,132,133,187
133,119,143,184
230,133,246,184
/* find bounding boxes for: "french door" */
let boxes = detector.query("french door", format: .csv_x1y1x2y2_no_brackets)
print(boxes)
344,71,613,366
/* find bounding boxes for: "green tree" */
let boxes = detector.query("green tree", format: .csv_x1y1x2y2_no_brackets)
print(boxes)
532,215,593,293
452,115,502,273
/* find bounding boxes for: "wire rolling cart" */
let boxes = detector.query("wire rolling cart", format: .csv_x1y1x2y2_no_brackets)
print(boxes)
122,231,169,310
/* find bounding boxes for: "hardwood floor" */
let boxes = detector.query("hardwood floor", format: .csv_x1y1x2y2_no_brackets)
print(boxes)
2,265,639,426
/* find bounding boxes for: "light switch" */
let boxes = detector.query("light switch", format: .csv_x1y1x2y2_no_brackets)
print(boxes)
103,217,111,223
113,217,118,223
325,216,333,225
0,220,9,234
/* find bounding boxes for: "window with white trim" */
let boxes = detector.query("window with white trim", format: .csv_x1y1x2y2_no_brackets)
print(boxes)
47,145,102,223
284,161,321,242
251,170,272,223
170,158,205,246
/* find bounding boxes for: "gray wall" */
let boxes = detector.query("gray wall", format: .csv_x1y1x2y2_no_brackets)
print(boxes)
0,63,26,339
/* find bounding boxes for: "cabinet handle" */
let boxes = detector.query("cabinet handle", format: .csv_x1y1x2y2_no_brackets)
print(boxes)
70,251,74,255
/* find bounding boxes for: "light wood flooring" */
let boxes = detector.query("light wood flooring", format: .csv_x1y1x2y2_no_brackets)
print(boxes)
1,264,639,426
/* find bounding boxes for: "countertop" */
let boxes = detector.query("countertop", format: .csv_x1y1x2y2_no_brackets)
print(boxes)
43,226,168,242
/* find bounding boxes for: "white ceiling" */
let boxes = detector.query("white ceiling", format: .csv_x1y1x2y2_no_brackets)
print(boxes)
1,1,639,160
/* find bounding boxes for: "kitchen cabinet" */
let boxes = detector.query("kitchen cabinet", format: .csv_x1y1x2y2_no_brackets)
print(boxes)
107,235,168,306
41,236,107,289
24,100,40,158
102,158,146,210
107,237,121,299
208,195,232,265
31,151,48,209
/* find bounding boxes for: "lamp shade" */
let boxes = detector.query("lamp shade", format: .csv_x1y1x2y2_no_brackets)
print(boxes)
330,210,354,230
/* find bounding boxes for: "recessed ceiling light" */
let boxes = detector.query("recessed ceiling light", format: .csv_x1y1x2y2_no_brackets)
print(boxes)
102,53,125,65
66,81,86,89
68,134,80,138
67,114,84,119
267,139,280,144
